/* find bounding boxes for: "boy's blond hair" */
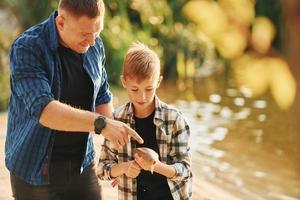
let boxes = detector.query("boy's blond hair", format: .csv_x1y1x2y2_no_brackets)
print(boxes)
123,42,160,82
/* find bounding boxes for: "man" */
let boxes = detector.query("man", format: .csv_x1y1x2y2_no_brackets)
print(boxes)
5,0,143,199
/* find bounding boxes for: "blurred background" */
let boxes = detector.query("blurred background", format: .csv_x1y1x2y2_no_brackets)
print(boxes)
0,0,299,199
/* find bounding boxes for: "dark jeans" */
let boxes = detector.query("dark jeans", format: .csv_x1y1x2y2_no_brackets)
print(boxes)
10,160,102,200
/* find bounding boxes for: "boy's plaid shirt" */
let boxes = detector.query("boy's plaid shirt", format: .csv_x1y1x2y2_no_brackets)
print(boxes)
98,97,193,200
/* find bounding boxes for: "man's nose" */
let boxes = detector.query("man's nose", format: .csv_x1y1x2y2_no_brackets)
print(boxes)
88,34,98,46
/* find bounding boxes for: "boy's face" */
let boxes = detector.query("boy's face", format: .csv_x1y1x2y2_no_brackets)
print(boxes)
121,75,162,117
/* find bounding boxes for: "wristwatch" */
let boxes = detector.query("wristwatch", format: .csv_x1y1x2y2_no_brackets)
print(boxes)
94,116,106,135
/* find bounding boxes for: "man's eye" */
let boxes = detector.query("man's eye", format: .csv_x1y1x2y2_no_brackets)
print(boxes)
146,88,154,91
131,89,138,92
82,33,91,37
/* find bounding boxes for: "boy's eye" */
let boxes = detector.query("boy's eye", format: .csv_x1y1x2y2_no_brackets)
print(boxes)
146,88,154,91
131,89,138,92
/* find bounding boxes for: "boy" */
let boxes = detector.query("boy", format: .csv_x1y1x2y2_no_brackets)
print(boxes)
98,42,192,200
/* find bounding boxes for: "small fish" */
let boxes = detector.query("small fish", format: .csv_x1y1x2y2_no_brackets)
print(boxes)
134,147,159,174
111,147,159,188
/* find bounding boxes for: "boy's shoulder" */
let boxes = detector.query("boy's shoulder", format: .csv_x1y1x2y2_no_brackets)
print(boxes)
158,100,178,113
156,99,186,121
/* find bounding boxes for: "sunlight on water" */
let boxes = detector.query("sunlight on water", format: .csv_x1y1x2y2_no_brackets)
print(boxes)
155,80,300,200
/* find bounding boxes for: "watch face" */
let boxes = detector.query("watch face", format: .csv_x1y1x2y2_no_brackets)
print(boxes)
95,116,106,133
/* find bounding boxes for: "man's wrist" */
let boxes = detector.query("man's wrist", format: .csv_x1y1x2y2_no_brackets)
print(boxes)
94,115,107,135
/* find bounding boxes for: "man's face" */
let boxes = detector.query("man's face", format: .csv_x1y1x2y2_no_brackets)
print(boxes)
56,12,103,53
121,75,162,116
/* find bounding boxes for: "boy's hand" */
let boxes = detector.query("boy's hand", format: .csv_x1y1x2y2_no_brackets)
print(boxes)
134,147,159,173
125,161,142,178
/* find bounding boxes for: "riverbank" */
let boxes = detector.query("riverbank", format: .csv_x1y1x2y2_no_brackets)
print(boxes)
0,112,241,200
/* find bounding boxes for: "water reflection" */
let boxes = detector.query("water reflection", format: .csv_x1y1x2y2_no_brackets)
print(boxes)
158,81,300,200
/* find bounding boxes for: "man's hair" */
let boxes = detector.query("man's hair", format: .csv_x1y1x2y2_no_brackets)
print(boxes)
58,0,104,18
123,42,160,82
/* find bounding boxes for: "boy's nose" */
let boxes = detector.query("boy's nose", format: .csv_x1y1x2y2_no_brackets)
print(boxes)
139,92,146,100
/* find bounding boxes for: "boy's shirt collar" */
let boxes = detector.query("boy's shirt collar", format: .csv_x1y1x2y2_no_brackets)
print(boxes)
126,96,166,126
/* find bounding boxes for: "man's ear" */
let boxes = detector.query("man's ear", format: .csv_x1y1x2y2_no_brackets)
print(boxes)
120,75,127,88
55,15,65,31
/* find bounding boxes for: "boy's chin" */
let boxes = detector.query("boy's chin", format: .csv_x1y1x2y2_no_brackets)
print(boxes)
133,103,146,109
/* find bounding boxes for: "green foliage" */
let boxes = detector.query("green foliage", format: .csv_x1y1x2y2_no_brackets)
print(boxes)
0,0,216,85
0,0,217,111
102,1,159,84
2,0,56,29
102,0,214,83
0,0,289,111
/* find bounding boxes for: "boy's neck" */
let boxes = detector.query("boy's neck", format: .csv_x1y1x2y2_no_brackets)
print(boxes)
133,100,155,118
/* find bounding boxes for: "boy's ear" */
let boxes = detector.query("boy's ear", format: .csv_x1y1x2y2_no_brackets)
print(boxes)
120,75,127,88
157,76,163,87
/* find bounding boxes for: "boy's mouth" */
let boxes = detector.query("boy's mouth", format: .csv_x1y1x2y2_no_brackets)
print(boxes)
136,102,147,105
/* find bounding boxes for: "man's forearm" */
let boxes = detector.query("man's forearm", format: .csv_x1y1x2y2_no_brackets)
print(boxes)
96,102,114,118
39,100,98,132
39,100,143,147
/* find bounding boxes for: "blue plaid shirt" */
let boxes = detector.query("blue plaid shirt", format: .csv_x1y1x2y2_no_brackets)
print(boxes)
5,11,112,185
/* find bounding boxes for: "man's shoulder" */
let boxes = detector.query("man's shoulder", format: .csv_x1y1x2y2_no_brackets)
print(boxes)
12,22,49,50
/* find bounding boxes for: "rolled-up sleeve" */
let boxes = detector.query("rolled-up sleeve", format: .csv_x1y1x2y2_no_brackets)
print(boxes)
10,43,54,121
95,40,112,106
95,65,112,106
168,113,192,182
97,139,118,180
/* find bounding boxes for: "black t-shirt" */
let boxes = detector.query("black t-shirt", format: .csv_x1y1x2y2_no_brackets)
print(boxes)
51,45,93,162
135,111,173,200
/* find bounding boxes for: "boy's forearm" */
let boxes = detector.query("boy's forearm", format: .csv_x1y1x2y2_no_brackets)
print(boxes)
153,155,191,181
153,161,176,178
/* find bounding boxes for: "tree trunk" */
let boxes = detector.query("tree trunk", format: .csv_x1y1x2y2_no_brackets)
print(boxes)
282,0,300,123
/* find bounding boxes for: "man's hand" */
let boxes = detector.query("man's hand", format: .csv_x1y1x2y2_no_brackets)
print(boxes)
124,161,141,178
101,118,143,149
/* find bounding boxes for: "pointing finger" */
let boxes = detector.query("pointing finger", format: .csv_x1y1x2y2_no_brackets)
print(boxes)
126,127,144,144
